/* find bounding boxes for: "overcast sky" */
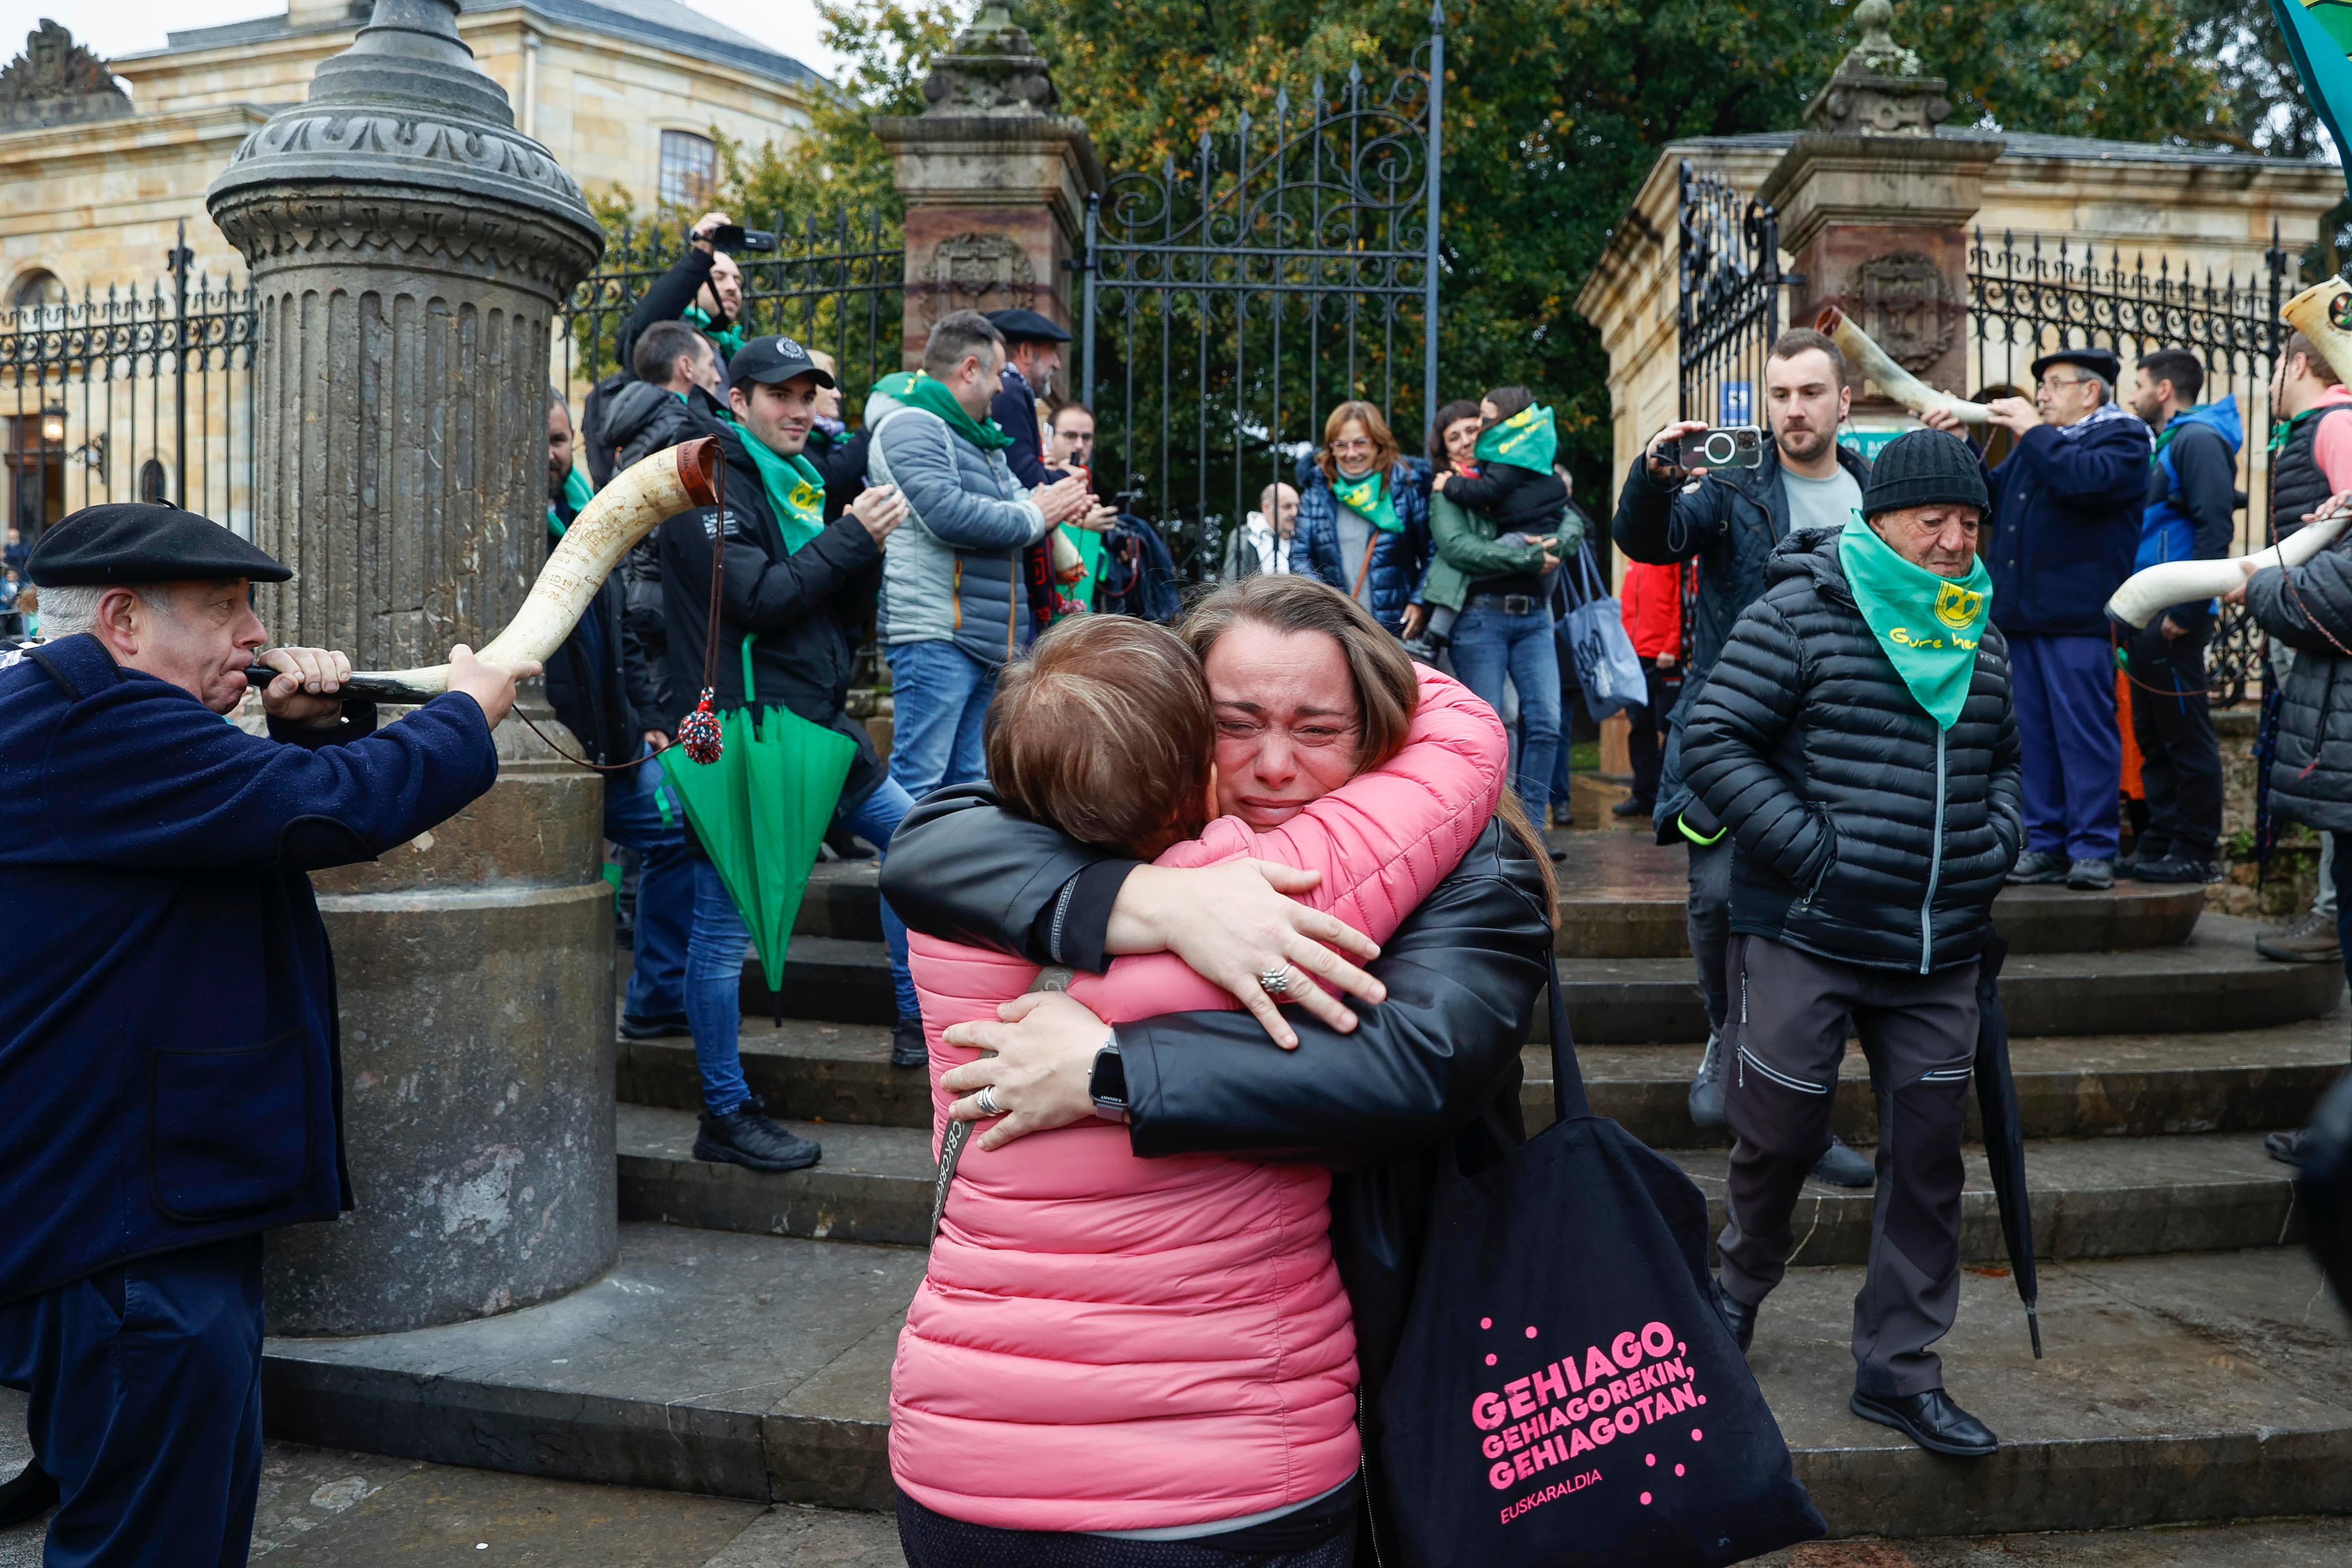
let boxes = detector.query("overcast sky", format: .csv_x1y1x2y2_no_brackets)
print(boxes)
4,0,848,80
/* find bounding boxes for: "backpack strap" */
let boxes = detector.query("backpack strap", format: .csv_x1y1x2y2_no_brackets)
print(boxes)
928,964,1078,1242
23,633,116,703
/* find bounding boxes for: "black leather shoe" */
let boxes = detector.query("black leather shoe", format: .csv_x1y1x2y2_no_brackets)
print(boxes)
824,824,876,860
619,1011,688,1040
1811,1135,1876,1188
0,1463,59,1527
1611,794,1655,819
693,1098,821,1173
2132,854,2218,885
891,1015,929,1070
1715,1278,1757,1352
1849,1387,1998,1457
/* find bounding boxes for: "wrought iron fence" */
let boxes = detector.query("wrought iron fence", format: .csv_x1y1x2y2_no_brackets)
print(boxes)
0,223,256,552
1677,161,1795,429
556,210,904,418
1967,226,2292,704
1078,5,1443,580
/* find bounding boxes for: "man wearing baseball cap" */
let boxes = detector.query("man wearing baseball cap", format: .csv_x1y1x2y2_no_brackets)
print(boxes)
653,335,931,1149
0,502,530,1558
1925,345,2149,890
1682,430,2021,1458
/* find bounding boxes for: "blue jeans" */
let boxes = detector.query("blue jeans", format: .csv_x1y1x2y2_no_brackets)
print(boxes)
886,639,999,804
684,775,918,1117
1452,600,1563,824
606,741,689,1020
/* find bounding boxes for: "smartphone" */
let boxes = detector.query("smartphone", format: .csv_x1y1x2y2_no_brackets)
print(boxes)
1663,425,1765,470
708,224,778,253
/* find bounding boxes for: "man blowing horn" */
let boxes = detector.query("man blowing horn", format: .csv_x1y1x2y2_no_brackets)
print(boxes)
0,502,534,1559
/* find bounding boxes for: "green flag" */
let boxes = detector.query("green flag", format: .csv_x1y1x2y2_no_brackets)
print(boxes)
1473,404,1560,475
1837,512,1992,731
2270,0,2352,197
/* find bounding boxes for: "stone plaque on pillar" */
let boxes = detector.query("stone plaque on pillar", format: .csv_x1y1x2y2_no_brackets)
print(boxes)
872,5,1104,364
1754,0,2000,412
208,0,617,1336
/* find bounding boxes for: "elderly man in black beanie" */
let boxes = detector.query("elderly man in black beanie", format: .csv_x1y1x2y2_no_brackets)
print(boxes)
1681,429,2022,1459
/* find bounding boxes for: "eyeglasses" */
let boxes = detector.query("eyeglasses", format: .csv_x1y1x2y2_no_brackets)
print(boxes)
2037,373,2094,392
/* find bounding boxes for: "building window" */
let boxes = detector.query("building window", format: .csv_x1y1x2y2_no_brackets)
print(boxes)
10,269,63,315
659,131,717,210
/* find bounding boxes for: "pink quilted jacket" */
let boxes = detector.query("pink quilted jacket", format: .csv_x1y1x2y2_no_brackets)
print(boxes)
890,667,1508,1532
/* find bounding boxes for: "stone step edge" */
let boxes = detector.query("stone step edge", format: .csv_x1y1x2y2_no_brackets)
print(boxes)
259,1346,2352,1539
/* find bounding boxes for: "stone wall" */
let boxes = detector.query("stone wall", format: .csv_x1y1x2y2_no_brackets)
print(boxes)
2212,705,2322,919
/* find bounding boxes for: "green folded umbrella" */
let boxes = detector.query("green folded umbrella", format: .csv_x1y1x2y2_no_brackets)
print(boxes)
658,635,858,1002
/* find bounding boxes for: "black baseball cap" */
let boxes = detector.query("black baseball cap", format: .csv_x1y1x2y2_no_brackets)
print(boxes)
984,308,1073,344
28,502,292,587
726,334,835,392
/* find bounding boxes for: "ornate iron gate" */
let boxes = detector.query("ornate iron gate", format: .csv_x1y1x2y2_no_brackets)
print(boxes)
1077,5,1444,580
1677,162,1795,429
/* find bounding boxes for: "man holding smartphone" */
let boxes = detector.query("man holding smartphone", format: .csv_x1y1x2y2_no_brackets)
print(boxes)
1612,327,1875,1184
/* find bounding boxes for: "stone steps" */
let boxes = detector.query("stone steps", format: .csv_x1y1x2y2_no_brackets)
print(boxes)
737,916,2343,1041
256,1227,2352,1539
791,851,2210,960
614,1104,2304,1264
626,1017,2344,1150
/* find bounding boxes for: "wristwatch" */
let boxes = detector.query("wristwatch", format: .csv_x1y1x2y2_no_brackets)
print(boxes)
1088,1037,1128,1124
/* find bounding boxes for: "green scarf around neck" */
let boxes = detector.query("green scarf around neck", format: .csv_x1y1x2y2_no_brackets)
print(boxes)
1331,467,1401,534
682,305,745,361
546,465,594,537
891,369,1014,453
740,439,830,554
1473,404,1559,474
1837,511,1991,731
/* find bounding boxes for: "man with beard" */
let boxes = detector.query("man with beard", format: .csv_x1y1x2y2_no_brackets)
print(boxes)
1613,327,1876,1186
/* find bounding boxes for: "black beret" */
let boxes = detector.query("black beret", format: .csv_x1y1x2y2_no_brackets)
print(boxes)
984,307,1073,344
28,503,292,588
2029,345,2121,385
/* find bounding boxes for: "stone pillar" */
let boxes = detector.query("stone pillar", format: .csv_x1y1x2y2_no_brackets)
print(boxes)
872,5,1103,366
207,0,616,1335
1754,0,2002,417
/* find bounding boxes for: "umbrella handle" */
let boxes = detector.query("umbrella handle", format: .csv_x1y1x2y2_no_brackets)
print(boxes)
2026,1302,2043,1360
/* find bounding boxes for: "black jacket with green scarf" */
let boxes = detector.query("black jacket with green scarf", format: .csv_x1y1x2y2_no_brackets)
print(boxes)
1681,526,2022,974
655,419,887,808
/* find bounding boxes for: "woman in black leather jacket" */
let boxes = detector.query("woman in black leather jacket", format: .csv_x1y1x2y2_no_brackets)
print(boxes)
881,579,1556,1567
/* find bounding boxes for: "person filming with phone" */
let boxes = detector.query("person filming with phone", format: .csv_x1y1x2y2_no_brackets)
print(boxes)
1612,327,1876,1187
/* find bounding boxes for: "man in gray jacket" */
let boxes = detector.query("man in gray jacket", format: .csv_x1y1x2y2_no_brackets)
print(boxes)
868,310,1092,803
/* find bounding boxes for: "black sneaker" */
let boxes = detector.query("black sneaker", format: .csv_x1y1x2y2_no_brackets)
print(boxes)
2007,850,2069,884
1611,794,1656,819
2266,1128,2308,1168
2066,856,2115,891
2256,910,2343,965
1811,1135,1876,1188
619,1011,689,1040
2132,854,2218,885
693,1099,821,1173
891,1015,929,1070
0,1463,58,1527
825,824,877,861
1688,1034,1725,1130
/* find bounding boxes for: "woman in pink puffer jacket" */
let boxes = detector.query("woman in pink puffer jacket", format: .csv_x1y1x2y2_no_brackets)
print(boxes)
890,609,1507,1564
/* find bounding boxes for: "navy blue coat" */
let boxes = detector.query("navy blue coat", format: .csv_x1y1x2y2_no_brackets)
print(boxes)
1294,456,1432,635
1983,414,2151,637
0,635,498,1306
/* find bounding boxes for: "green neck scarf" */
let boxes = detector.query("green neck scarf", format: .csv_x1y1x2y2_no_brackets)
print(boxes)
892,369,1014,453
1331,467,1401,533
741,440,829,554
546,465,594,537
682,305,745,361
1474,404,1559,474
1837,512,1991,731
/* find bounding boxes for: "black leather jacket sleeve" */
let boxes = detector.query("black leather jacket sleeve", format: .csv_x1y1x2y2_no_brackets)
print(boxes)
618,248,715,369
880,785,1139,969
1114,821,1552,1165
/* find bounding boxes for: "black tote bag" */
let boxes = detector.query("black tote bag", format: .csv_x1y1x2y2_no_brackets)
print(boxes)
1374,957,1825,1566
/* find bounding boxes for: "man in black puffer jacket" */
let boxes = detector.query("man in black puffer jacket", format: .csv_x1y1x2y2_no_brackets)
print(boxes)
1682,430,2021,1462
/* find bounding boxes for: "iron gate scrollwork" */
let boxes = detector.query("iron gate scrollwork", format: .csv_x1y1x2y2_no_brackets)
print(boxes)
1677,161,1795,430
1078,3,1444,581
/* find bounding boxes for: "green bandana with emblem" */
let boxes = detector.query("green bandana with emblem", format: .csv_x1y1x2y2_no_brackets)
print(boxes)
1837,510,1991,731
1331,467,1401,533
741,440,829,554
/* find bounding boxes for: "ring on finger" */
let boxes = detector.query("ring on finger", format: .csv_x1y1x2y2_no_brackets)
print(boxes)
973,1083,1003,1118
1258,964,1293,996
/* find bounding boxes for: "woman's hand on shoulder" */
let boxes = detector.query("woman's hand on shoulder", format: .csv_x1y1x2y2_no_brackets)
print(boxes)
1104,859,1386,1048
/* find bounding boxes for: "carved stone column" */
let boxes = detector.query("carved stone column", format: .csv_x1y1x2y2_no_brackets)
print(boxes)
1755,0,2002,415
872,5,1104,365
207,0,617,1336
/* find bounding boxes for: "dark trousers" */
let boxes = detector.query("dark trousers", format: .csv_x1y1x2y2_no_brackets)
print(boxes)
1716,935,1980,1397
2009,633,2122,860
2126,622,2222,861
0,1234,265,1566
1623,659,1681,803
897,1489,1357,1567
1687,834,1732,1037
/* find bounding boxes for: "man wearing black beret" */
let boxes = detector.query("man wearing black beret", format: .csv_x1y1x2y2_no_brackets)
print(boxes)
1926,345,2150,891
0,503,534,1561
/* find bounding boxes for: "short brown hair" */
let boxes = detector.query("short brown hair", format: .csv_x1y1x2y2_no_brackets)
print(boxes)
985,616,1214,854
923,310,1005,379
2284,330,2342,387
1769,327,1849,391
1316,400,1401,484
1179,575,1419,774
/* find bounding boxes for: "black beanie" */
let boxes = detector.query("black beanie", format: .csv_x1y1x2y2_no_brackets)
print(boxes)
1861,429,1989,519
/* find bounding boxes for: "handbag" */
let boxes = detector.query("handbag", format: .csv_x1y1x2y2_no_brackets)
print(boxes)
1373,955,1826,1566
1557,547,1650,721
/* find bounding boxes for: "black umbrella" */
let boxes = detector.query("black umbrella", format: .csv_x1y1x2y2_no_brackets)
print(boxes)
1974,928,2042,1357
